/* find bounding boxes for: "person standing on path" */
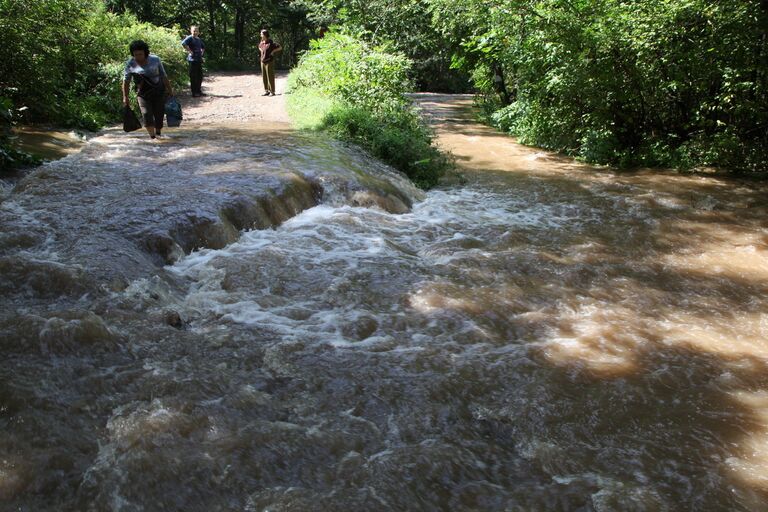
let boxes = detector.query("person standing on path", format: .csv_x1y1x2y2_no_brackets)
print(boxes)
182,26,206,97
258,29,282,96
122,40,174,139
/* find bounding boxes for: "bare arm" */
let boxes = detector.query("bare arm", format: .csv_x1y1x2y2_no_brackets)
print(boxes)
163,75,174,96
122,81,130,105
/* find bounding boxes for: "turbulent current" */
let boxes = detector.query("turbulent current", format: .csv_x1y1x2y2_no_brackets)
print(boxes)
2,97,768,511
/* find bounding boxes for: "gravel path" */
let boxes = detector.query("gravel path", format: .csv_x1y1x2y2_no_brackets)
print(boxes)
176,70,291,125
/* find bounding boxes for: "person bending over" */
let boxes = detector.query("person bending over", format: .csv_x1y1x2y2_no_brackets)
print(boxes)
122,40,174,139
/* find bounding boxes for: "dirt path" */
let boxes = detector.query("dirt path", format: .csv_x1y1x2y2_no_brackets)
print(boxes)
176,70,291,125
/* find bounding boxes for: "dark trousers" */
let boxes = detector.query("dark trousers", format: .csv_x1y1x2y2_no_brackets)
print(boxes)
137,93,165,131
189,61,203,95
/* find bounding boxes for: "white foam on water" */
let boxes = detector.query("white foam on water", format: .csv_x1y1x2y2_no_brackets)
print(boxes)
0,180,12,199
165,184,609,351
0,199,62,262
410,188,579,230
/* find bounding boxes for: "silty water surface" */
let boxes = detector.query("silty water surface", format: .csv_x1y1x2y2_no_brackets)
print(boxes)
2,102,768,511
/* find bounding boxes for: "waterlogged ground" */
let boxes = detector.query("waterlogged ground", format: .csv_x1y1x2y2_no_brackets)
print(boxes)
1,80,768,511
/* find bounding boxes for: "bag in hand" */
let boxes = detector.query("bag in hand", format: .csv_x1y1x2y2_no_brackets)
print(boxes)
165,97,183,127
122,106,142,132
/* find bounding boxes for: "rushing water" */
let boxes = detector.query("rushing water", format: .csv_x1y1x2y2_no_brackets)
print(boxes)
2,99,768,511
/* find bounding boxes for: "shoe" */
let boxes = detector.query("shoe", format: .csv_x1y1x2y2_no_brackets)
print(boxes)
156,131,162,137
198,92,207,96
270,92,276,96
192,93,199,97
262,92,271,96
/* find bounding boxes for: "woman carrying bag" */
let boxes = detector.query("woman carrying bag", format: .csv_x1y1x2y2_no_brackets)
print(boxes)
121,40,175,139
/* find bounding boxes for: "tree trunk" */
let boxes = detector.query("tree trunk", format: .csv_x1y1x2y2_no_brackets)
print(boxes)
223,18,228,57
235,8,246,62
492,63,511,105
756,0,768,100
140,0,153,22
104,0,126,14
207,0,217,42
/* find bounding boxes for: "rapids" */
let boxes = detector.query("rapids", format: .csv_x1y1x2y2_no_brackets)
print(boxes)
1,96,767,511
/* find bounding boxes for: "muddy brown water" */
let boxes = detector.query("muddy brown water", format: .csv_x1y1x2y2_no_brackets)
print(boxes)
9,126,88,162
1,95,767,511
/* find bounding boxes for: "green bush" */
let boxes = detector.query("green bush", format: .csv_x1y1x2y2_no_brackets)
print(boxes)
287,31,448,188
432,0,768,174
0,0,186,131
322,105,446,189
0,96,38,171
578,128,623,165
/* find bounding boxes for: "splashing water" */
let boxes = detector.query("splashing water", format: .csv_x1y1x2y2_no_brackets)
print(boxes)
2,102,768,511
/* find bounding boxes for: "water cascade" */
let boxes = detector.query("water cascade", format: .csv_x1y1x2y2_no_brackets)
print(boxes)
2,102,768,510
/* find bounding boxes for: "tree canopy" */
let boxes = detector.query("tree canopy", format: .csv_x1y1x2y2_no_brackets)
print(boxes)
1,0,765,173
427,0,768,170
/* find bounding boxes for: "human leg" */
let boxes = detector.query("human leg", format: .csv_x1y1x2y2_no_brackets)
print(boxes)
188,61,195,95
137,96,156,138
194,61,204,94
266,62,276,95
152,95,165,134
190,61,203,95
261,61,270,94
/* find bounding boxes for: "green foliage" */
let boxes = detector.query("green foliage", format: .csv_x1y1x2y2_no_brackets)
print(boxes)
430,0,768,173
289,33,413,115
4,0,765,176
292,0,470,91
0,0,186,131
321,106,447,189
0,143,40,172
111,0,317,71
287,32,448,188
0,96,38,171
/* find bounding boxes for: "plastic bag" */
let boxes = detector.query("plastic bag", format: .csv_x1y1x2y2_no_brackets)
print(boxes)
122,105,142,132
165,97,183,127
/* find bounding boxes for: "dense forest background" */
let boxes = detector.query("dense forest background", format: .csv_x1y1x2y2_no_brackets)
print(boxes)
1,0,766,173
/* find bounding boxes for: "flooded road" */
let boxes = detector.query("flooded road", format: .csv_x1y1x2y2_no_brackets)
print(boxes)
1,95,768,511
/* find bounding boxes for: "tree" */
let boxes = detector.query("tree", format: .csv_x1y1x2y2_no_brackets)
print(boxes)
292,0,470,91
429,0,768,171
